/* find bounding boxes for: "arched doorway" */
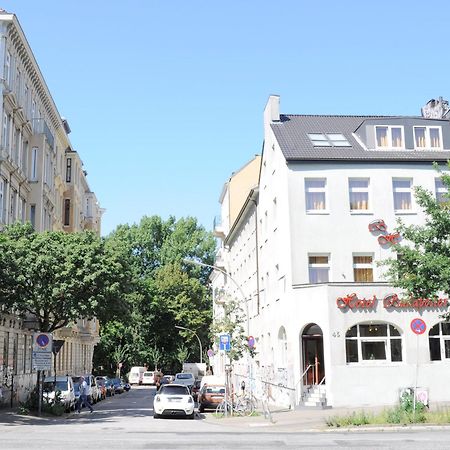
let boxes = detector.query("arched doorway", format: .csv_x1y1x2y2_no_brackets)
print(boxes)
301,323,325,385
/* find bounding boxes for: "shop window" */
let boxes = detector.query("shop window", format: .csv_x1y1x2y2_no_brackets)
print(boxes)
305,178,326,211
428,322,450,361
353,254,373,282
308,254,329,284
345,323,402,363
349,178,369,210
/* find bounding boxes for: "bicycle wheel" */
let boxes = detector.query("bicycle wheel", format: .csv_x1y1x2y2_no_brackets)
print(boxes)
216,400,232,416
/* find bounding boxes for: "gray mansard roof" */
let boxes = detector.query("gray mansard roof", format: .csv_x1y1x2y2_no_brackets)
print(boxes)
271,114,450,162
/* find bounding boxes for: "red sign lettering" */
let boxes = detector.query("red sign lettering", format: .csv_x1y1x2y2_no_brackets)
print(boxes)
336,293,377,309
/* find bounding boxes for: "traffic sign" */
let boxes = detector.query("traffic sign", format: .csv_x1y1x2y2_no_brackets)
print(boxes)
411,318,427,335
247,336,255,349
207,349,214,358
52,339,65,355
32,352,52,370
219,334,231,351
33,332,53,353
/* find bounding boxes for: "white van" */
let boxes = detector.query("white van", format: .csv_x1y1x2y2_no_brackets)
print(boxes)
43,376,76,412
142,371,155,385
129,366,146,385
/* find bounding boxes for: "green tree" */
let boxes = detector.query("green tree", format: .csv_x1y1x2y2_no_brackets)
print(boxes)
99,215,216,372
0,223,131,332
382,164,450,314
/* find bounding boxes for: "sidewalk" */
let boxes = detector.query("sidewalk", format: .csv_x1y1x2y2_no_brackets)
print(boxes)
202,405,450,433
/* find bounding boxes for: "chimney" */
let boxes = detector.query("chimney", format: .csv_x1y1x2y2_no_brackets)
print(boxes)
421,97,450,119
264,95,280,125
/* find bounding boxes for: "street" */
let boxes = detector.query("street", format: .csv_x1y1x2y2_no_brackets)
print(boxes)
1,386,450,449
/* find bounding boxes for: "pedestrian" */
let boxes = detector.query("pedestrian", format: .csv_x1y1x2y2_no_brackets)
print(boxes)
77,376,94,413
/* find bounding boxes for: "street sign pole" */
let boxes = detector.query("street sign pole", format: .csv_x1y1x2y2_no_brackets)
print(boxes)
410,318,426,416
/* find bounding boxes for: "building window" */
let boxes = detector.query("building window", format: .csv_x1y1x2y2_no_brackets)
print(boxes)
30,204,36,229
353,255,374,282
429,322,450,361
393,178,412,211
66,158,72,183
435,178,448,205
349,178,369,210
30,147,38,180
414,126,442,149
375,126,404,148
308,255,329,283
305,178,326,211
346,323,402,363
4,51,10,87
307,133,351,147
0,178,4,223
278,327,288,368
64,199,70,226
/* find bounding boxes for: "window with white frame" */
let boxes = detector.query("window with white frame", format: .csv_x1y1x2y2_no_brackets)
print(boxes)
393,178,412,211
307,133,351,147
353,254,374,282
435,178,448,205
414,126,442,149
429,322,450,361
349,178,369,210
346,323,402,363
308,254,329,283
305,178,327,211
375,126,404,148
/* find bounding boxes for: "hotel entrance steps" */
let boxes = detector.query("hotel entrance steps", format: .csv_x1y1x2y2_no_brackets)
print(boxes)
298,385,329,409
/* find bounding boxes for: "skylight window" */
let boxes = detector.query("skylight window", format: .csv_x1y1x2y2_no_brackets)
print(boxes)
308,133,351,147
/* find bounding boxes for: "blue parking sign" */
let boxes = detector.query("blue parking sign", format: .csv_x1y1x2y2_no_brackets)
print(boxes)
219,334,231,351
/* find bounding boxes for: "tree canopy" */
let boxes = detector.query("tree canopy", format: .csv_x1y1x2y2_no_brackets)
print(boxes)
93,215,216,375
0,223,131,332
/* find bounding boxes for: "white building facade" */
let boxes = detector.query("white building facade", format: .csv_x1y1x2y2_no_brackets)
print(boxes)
212,95,450,408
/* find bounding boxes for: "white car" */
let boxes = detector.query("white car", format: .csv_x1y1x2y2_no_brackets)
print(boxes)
43,376,76,412
142,371,156,385
153,384,195,419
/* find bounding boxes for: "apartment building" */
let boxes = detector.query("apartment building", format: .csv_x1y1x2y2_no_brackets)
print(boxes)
212,95,450,408
0,11,103,405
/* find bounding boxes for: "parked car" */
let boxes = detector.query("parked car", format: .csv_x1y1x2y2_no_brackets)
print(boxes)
104,378,115,396
111,377,124,394
191,380,201,401
43,376,76,412
95,378,107,400
128,366,146,385
198,384,225,413
158,375,174,389
174,373,195,390
142,371,155,385
153,384,195,419
72,375,100,403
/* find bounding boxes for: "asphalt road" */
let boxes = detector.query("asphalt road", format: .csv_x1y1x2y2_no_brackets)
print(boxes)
2,386,450,449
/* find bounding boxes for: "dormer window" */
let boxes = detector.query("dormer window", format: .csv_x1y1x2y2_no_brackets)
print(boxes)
307,133,351,147
414,126,442,149
375,126,404,149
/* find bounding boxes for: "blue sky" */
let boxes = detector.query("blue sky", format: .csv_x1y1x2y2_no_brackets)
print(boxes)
3,1,450,235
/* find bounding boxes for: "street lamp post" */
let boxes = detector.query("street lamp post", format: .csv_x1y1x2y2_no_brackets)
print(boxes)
182,258,249,336
175,325,202,364
183,258,253,400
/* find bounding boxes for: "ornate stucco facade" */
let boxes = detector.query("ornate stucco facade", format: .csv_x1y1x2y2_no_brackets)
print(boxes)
0,10,103,406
